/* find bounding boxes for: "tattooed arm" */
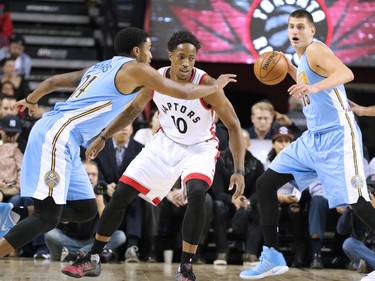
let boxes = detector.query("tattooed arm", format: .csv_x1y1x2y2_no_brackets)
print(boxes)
85,87,152,160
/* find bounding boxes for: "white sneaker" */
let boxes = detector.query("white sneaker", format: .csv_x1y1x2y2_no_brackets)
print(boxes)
125,246,139,263
61,247,69,262
361,269,375,281
213,253,228,265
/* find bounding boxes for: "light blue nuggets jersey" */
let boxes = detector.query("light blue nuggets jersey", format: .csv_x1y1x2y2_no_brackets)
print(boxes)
269,40,368,208
297,40,352,132
21,56,140,204
48,56,138,146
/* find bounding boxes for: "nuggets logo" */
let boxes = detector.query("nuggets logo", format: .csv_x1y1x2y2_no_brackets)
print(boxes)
351,175,365,189
247,0,332,62
44,170,60,188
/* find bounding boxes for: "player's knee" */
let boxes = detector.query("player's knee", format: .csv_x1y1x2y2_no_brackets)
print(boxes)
110,182,140,210
77,199,98,222
44,229,60,245
186,179,208,205
37,212,61,232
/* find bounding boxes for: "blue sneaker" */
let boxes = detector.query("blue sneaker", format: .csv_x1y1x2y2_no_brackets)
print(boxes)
0,203,20,238
239,246,289,279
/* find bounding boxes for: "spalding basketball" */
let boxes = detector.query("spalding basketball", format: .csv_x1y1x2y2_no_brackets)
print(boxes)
253,51,288,85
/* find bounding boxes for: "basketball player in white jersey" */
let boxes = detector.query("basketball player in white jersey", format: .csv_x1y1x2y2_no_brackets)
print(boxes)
240,9,375,280
0,27,237,261
63,31,245,280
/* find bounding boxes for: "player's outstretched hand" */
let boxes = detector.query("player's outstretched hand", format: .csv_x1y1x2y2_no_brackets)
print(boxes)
348,100,364,116
228,173,245,199
15,99,38,117
215,74,237,89
86,136,106,160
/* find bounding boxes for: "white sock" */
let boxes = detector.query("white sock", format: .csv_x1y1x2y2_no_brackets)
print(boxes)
90,254,100,263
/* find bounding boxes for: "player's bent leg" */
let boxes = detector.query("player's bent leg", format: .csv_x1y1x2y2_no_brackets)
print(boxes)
61,199,97,223
62,183,139,278
1,197,62,257
176,179,207,281
239,246,289,279
96,182,140,237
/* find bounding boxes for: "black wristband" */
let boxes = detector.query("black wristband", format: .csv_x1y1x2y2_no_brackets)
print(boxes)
25,96,37,105
233,169,245,176
99,134,108,141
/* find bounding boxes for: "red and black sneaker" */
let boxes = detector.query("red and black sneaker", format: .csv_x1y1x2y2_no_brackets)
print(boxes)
61,253,101,278
176,263,197,281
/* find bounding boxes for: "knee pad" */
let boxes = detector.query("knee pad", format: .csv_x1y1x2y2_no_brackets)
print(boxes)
186,179,208,206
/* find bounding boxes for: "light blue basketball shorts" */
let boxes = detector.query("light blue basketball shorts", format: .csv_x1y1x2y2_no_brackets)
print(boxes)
20,113,95,204
269,126,369,208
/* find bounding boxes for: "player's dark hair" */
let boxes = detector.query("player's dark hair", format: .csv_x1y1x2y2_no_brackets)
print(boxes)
289,9,314,25
167,31,201,52
114,27,150,56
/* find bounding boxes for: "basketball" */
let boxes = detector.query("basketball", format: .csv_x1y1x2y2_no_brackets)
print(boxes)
253,51,288,85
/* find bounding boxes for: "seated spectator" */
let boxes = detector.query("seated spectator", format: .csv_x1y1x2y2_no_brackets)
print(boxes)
0,115,22,203
0,57,30,101
267,126,308,267
44,161,126,262
286,95,307,132
0,95,18,118
0,1,12,48
247,101,301,140
307,179,329,269
336,199,375,275
0,95,28,152
212,129,264,266
0,34,32,79
133,108,159,145
0,80,16,98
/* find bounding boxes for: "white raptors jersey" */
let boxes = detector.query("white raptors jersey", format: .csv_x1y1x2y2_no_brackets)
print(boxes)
153,66,216,145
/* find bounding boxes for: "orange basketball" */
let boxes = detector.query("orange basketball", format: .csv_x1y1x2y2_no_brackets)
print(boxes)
253,51,288,85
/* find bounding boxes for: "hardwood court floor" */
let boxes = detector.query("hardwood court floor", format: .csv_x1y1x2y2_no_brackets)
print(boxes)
0,258,368,281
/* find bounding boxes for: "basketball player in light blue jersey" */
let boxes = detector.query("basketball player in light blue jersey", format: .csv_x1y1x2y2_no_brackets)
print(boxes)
0,27,236,261
240,10,375,280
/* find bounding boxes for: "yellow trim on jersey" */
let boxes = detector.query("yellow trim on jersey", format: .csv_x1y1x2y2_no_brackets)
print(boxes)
50,101,113,171
334,88,362,196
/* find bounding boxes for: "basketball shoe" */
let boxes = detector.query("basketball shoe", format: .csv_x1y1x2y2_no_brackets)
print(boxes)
61,253,101,278
176,263,197,281
0,202,20,238
239,246,289,279
125,245,140,263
